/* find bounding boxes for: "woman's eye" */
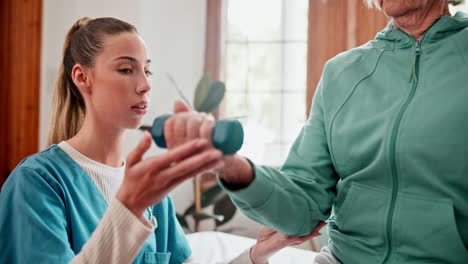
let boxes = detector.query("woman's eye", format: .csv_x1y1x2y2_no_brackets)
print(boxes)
145,70,153,77
118,68,132,74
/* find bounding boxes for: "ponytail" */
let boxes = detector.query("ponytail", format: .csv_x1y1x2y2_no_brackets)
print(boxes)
47,17,137,145
48,17,90,145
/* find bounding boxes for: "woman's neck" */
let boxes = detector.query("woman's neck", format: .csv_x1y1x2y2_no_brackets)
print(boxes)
392,2,451,41
67,116,125,168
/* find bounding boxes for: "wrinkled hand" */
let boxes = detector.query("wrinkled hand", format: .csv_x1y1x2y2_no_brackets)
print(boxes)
250,221,328,264
164,100,216,149
165,100,255,187
116,131,224,220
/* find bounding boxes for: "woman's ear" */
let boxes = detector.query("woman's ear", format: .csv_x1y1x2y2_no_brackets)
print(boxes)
71,64,92,94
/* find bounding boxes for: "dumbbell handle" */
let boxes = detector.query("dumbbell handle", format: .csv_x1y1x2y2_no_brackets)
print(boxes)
150,114,244,155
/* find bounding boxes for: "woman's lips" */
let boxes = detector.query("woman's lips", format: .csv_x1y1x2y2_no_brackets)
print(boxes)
131,104,147,115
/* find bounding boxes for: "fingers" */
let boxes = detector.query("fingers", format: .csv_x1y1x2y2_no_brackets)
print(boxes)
300,230,321,240
280,235,312,247
127,132,152,168
173,99,191,113
173,115,187,146
283,222,328,245
165,112,216,149
305,221,327,238
200,114,215,146
132,139,209,175
164,116,176,149
165,113,191,148
134,158,224,209
314,221,328,232
157,149,223,185
164,158,225,189
186,115,203,141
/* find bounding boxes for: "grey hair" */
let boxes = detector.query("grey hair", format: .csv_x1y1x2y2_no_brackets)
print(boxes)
365,0,465,8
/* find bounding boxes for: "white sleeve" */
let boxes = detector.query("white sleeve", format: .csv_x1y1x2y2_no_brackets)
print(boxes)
70,198,155,264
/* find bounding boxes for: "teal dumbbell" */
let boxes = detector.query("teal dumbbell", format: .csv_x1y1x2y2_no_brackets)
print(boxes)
151,114,244,155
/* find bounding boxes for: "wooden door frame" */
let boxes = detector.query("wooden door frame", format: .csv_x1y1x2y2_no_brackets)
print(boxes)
306,0,388,116
0,0,42,188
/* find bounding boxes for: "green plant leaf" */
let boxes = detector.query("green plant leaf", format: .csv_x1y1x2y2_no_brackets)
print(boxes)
197,81,225,113
214,196,237,227
194,73,212,111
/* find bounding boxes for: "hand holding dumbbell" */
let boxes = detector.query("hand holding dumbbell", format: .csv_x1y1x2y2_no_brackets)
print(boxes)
151,114,244,155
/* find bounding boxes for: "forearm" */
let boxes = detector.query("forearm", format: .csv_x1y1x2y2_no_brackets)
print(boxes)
70,198,154,264
221,164,329,236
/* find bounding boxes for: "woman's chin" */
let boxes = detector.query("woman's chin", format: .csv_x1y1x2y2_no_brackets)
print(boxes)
125,118,144,130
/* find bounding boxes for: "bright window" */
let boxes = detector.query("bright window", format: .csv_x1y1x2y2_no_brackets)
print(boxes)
222,0,309,166
450,1,468,13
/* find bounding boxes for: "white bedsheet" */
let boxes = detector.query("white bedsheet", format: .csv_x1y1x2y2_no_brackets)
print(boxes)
187,231,317,264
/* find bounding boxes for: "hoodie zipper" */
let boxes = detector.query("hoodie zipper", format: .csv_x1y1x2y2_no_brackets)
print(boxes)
382,41,421,264
409,42,421,82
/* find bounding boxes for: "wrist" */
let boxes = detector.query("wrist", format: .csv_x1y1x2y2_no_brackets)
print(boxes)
219,155,254,187
116,189,145,217
249,246,269,264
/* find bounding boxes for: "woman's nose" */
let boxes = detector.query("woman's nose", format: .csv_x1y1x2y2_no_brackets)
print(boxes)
136,74,151,94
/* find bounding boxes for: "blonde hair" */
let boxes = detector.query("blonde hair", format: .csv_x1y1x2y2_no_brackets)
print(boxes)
364,0,464,8
48,17,137,145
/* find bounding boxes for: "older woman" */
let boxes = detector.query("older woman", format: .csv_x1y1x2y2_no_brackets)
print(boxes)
165,0,468,263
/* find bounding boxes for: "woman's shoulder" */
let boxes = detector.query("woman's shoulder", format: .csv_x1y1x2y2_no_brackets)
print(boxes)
322,42,381,85
7,145,77,186
15,144,71,171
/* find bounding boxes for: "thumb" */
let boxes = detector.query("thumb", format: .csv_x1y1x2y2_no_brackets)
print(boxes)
127,131,152,167
173,99,191,113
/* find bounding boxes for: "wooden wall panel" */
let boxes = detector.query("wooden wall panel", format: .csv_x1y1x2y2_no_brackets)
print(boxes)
204,0,223,121
306,0,388,116
306,0,349,115
0,0,42,188
356,2,390,46
204,0,223,82
0,0,12,188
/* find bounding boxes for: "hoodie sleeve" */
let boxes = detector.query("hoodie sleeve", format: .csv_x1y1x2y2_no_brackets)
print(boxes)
220,78,340,236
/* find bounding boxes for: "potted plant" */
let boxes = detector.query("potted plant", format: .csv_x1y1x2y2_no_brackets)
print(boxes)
141,73,237,232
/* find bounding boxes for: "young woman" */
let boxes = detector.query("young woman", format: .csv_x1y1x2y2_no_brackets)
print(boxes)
0,17,323,264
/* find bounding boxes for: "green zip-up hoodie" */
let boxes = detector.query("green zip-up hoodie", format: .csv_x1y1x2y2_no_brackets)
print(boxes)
223,12,468,264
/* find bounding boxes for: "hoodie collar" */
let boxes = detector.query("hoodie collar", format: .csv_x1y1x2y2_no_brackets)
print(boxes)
374,11,468,49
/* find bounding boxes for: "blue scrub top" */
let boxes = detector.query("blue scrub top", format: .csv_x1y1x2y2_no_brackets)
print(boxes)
0,145,191,264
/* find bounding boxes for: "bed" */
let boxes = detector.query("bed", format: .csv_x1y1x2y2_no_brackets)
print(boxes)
187,231,318,264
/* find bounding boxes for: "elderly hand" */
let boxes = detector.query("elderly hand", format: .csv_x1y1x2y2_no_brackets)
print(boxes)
164,100,255,187
250,222,328,264
163,100,216,149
